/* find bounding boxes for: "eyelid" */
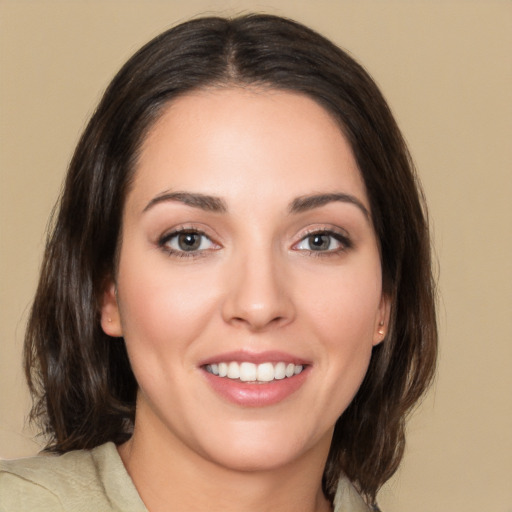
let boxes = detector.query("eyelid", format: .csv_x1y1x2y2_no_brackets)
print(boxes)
157,225,221,257
291,226,353,254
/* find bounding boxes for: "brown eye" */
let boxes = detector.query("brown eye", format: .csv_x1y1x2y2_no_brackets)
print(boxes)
177,233,202,251
294,230,351,253
159,230,218,255
308,234,331,251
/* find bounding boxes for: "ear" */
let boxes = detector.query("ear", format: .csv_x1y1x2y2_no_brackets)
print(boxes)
100,280,123,337
373,293,391,346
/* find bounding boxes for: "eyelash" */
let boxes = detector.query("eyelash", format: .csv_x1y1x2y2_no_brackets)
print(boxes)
158,228,218,258
157,227,352,259
292,229,352,257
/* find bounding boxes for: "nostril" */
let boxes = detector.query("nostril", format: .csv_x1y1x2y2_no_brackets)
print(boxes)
220,265,296,329
231,314,287,331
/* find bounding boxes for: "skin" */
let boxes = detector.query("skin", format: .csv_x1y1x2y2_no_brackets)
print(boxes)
101,88,389,512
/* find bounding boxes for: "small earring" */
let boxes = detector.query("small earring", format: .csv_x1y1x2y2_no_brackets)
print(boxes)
378,321,385,336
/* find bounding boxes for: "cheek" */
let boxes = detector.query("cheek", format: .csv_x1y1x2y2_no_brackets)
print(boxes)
116,255,221,358
298,261,382,340
296,262,381,401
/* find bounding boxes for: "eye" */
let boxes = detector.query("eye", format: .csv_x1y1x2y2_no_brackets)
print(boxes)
159,229,218,256
293,230,351,253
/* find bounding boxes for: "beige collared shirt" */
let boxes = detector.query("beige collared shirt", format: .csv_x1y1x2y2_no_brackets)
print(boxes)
0,442,371,511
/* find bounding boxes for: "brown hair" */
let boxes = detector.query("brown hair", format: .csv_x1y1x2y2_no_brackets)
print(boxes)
24,14,437,506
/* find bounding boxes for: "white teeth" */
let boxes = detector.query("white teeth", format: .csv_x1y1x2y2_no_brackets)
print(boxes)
205,361,304,382
257,362,274,382
239,362,257,382
274,362,286,380
218,362,228,377
227,362,240,379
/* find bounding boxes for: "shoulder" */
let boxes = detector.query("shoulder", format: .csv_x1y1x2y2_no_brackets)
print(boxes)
1,447,94,511
333,476,376,512
0,442,146,512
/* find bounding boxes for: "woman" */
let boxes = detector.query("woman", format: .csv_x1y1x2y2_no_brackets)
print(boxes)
0,14,437,512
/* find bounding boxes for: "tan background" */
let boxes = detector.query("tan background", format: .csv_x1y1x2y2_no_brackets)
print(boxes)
1,1,511,511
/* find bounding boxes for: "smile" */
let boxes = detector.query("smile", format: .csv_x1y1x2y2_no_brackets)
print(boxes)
205,362,304,382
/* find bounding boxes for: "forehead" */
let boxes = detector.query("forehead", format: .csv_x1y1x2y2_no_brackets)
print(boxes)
128,87,368,213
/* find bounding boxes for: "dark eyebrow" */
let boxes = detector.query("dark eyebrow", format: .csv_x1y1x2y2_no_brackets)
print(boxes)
289,193,370,219
143,192,227,213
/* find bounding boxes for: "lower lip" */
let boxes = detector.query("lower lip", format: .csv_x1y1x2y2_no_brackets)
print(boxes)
202,368,309,407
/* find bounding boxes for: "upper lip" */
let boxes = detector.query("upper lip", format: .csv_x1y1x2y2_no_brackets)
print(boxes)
198,350,310,367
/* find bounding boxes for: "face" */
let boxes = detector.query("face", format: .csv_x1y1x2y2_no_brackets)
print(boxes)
102,88,389,472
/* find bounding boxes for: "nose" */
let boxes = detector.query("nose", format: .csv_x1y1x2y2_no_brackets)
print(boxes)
221,249,296,331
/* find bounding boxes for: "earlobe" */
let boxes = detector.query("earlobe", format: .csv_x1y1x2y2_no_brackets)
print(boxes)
373,293,391,346
100,281,123,337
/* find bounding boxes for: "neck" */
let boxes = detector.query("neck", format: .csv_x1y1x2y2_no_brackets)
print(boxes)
118,406,332,512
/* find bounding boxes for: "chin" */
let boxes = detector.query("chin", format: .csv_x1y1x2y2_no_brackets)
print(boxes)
194,421,330,474
205,444,303,473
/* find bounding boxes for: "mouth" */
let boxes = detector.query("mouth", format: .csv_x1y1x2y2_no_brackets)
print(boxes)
200,351,310,407
204,361,305,383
